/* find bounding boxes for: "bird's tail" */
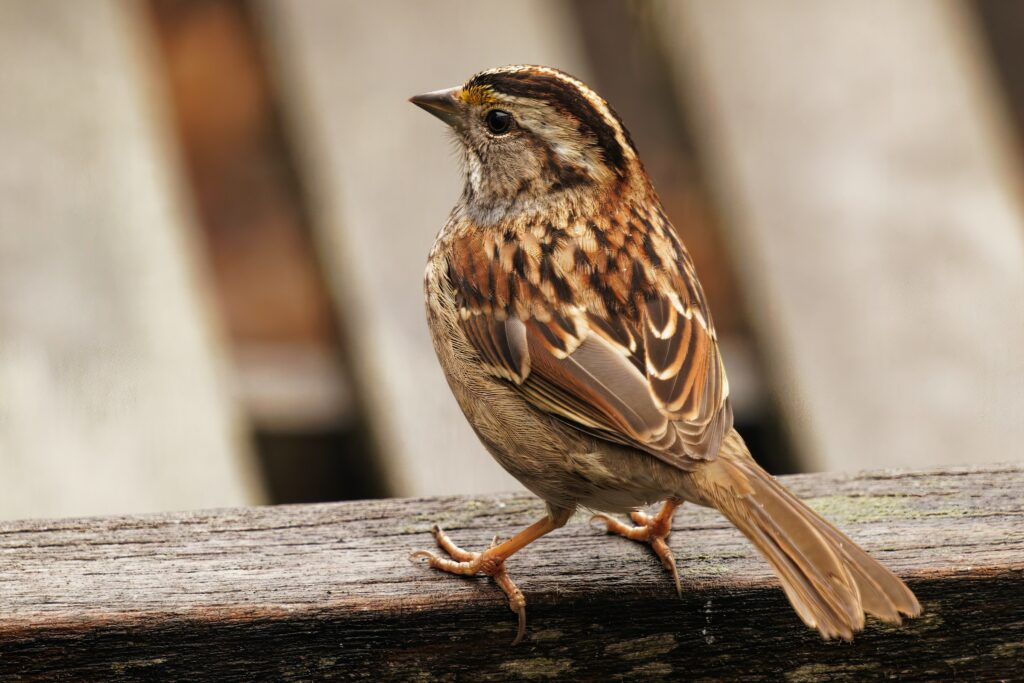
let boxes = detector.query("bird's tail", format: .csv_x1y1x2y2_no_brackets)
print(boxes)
682,430,921,640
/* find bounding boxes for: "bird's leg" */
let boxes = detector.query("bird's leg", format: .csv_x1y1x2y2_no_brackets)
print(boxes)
410,511,568,645
592,499,683,596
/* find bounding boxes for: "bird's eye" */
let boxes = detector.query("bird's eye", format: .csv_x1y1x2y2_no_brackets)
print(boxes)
484,109,513,135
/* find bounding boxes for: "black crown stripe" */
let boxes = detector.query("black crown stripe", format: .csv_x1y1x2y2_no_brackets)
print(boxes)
468,69,632,175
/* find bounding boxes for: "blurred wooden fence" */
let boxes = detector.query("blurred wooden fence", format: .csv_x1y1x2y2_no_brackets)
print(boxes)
664,0,1024,471
1,0,1023,517
260,0,1024,495
0,0,263,518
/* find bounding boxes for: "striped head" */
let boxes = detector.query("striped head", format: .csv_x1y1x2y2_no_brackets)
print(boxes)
411,66,641,224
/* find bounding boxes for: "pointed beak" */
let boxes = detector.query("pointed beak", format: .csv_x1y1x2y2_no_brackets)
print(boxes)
409,86,461,127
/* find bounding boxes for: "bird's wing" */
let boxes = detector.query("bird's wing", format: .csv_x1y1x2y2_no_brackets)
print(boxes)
446,204,732,469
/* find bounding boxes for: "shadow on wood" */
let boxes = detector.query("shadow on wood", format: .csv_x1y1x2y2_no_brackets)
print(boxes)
1,464,1021,680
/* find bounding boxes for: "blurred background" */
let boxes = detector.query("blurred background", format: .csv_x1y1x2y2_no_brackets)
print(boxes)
1,0,1022,520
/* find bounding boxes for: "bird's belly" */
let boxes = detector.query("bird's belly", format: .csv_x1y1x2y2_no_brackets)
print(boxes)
435,331,677,511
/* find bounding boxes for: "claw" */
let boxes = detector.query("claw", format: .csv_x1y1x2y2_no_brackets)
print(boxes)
409,528,529,644
651,537,682,597
593,501,683,597
514,607,526,645
494,569,527,645
409,550,436,563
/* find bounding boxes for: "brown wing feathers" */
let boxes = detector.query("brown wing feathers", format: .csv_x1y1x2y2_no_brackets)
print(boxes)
448,198,732,466
644,293,731,459
461,315,529,384
527,332,676,452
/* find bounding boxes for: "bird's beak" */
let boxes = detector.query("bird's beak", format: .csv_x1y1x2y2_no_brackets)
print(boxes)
409,86,461,127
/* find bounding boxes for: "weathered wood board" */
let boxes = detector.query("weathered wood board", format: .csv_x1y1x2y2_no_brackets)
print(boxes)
659,0,1024,470
1,463,1021,680
258,1,597,496
0,0,263,518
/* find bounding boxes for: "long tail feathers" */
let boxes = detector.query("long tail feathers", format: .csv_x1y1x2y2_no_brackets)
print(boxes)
687,431,921,640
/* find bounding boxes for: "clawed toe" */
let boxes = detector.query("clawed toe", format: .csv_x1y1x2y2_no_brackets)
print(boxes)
629,510,653,527
591,512,654,541
650,536,682,598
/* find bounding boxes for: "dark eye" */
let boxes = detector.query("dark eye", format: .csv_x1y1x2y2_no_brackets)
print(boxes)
484,109,513,135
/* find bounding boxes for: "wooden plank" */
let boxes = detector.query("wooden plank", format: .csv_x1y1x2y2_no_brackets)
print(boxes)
257,1,596,496
1,463,1021,680
0,0,264,518
148,1,356,435
658,0,1024,470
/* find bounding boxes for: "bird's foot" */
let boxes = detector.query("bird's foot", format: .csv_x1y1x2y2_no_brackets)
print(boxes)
410,524,527,644
592,505,682,597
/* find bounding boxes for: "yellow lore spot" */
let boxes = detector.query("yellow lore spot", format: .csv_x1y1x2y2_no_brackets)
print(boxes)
459,85,497,106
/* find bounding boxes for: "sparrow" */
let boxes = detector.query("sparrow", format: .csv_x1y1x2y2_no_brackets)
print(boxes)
410,65,920,645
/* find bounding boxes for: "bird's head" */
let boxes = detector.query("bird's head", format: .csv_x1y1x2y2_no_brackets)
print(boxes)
411,65,640,224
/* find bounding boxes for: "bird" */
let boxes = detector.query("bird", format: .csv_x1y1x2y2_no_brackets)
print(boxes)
409,65,921,645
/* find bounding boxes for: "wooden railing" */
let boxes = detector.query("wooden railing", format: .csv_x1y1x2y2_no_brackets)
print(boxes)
1,463,1021,680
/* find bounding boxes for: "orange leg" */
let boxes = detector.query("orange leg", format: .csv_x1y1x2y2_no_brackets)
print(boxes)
592,499,683,596
410,509,570,645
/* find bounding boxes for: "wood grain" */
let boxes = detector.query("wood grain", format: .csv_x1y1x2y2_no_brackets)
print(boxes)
1,463,1022,681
